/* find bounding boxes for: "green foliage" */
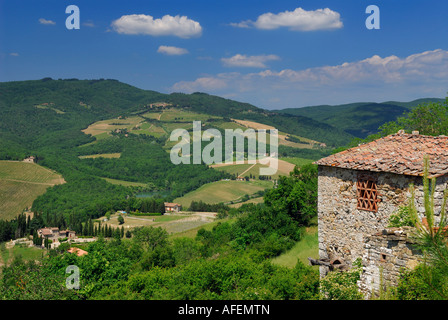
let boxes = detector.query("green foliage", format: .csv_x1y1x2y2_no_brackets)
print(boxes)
264,164,317,225
319,259,364,300
132,226,169,251
388,205,416,227
0,257,80,300
188,200,230,212
91,255,319,300
393,156,448,299
395,264,448,300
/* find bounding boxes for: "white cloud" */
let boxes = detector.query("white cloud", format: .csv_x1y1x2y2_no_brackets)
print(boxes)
157,45,189,56
230,8,343,31
9,53,19,57
171,49,448,108
39,18,56,25
231,7,343,31
173,76,228,92
221,54,280,68
111,14,202,38
82,21,95,27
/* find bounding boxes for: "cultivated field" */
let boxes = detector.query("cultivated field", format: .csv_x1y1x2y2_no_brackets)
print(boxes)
82,116,145,137
101,177,148,187
100,212,216,236
212,158,296,179
173,180,273,208
78,153,121,159
0,161,65,220
231,118,319,149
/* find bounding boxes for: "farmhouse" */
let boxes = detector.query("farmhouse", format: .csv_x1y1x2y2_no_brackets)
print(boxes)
23,156,35,163
37,227,76,240
314,130,448,296
164,202,182,213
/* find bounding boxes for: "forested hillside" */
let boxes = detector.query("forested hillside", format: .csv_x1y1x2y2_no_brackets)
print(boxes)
278,98,444,138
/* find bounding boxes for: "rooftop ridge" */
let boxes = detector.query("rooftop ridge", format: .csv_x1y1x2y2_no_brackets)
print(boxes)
315,131,448,177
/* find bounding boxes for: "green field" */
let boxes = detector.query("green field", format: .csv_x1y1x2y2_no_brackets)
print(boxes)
271,225,319,268
101,177,148,187
229,196,264,208
159,109,220,122
170,217,237,239
212,158,296,179
79,153,121,159
0,161,65,220
173,179,273,207
279,157,315,167
212,163,253,176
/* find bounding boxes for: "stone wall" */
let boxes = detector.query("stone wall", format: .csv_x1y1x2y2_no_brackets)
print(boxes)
317,165,448,278
358,227,422,299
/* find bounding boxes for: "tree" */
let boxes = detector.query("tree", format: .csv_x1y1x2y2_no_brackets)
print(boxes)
132,226,168,251
264,164,317,226
117,215,124,225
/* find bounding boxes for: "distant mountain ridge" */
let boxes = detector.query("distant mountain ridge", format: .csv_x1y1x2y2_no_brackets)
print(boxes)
0,78,353,155
277,98,444,138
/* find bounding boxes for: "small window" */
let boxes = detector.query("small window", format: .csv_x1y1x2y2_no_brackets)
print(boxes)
357,174,379,212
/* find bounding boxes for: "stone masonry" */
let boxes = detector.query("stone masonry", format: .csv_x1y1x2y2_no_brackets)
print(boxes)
358,227,422,299
315,132,448,297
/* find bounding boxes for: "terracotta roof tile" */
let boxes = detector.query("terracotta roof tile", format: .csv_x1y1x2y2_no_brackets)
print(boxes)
315,132,448,177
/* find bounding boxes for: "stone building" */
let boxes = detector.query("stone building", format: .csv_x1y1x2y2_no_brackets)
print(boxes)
314,130,448,296
164,202,182,213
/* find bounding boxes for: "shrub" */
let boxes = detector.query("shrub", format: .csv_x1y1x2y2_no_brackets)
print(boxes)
319,259,364,300
388,205,415,227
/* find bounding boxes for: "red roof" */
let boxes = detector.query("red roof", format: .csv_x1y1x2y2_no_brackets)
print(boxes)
67,247,88,257
315,131,448,177
164,202,180,207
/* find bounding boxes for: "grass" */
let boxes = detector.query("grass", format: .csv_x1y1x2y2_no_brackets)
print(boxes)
279,157,315,167
211,163,253,176
98,212,218,238
0,161,65,220
79,153,121,159
173,180,273,207
35,104,65,114
271,224,319,268
229,196,264,208
82,116,145,137
10,245,45,261
0,161,64,183
0,243,9,265
102,177,148,187
0,245,46,267
141,111,162,119
213,159,295,179
159,109,220,122
164,219,212,234
169,217,237,239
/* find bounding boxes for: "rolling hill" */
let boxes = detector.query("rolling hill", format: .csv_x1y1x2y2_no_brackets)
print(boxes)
278,98,444,138
0,161,65,220
0,77,441,222
0,78,353,159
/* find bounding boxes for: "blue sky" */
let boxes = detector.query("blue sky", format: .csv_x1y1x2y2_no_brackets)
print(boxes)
1,0,448,109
